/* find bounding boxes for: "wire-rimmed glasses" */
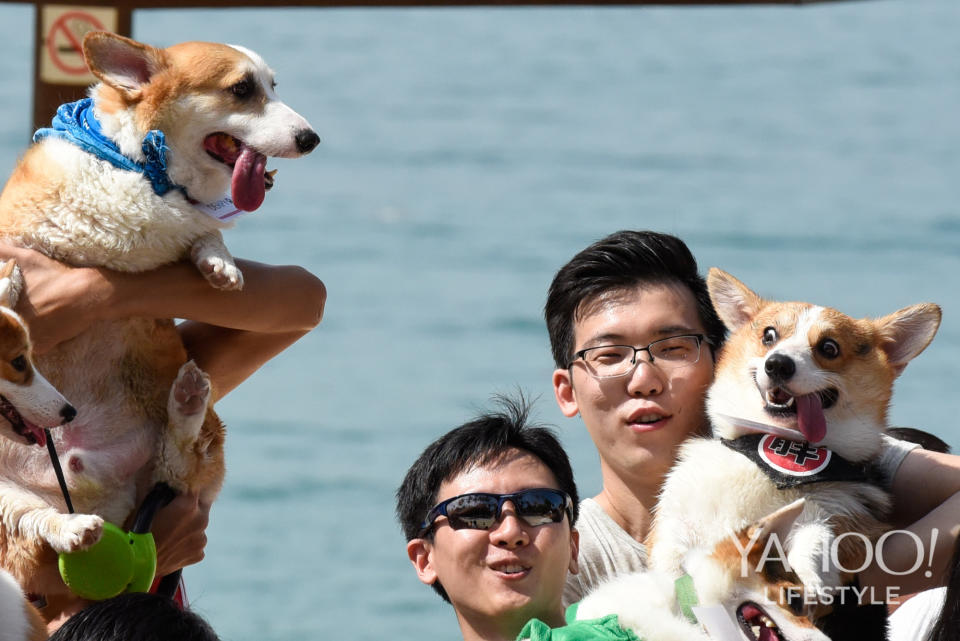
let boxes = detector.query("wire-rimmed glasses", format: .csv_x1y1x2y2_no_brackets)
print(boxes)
568,334,709,379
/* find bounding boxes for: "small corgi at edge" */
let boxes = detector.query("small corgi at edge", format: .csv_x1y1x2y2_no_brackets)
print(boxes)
0,32,319,597
648,268,941,596
571,500,829,641
0,568,46,641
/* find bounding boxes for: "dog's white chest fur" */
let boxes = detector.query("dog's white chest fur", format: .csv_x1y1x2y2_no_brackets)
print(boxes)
15,139,225,271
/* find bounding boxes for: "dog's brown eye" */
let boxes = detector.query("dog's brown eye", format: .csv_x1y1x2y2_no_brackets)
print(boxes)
10,355,26,372
762,327,778,346
230,80,253,99
818,339,840,359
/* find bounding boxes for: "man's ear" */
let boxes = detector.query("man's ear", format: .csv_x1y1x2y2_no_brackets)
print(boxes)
407,538,438,586
568,528,580,575
553,368,579,418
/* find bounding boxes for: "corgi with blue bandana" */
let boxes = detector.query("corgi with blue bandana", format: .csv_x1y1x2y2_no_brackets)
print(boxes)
0,32,318,597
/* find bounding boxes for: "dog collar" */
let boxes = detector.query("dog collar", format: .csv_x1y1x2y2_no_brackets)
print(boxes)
33,98,184,198
720,434,879,489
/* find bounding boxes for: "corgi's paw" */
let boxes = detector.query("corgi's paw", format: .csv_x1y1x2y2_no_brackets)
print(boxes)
197,255,244,291
171,361,211,418
48,513,104,553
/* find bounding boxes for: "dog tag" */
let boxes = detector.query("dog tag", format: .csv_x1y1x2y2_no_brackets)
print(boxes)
192,192,251,222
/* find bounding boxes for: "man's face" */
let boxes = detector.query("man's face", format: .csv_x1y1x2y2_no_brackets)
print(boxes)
553,282,716,483
406,449,578,635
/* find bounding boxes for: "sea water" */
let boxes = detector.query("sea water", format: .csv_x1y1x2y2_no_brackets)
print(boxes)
0,2,957,638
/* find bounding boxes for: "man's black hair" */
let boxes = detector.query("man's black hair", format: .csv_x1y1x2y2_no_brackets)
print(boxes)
395,394,578,602
48,592,219,641
545,230,727,369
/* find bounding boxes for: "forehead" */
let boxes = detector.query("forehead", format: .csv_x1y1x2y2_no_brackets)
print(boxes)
437,449,559,502
0,310,28,353
164,41,272,86
754,304,868,340
574,282,703,347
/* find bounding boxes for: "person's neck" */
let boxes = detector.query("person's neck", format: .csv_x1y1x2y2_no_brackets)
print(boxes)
457,606,563,641
594,463,665,543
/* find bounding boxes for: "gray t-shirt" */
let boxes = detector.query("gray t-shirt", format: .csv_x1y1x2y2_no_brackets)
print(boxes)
563,435,919,607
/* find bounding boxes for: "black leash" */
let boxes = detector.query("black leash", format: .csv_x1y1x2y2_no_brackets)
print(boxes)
44,428,74,514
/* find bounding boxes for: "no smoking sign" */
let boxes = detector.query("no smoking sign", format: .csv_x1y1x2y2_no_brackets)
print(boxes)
40,5,117,85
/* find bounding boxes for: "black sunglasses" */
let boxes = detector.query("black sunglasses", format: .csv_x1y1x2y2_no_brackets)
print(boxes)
420,488,572,534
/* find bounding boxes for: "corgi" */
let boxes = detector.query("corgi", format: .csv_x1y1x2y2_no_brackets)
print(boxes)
0,569,46,641
572,500,830,641
0,32,318,598
648,268,941,598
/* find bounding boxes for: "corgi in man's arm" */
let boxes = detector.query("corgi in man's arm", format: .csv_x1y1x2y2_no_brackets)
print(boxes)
648,267,958,603
0,248,325,630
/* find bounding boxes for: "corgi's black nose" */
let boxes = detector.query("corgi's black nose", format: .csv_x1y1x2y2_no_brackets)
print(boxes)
764,353,795,381
295,129,320,154
60,404,77,424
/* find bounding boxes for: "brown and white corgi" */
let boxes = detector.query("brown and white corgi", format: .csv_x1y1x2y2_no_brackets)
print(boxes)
649,268,941,597
0,32,318,597
574,500,830,641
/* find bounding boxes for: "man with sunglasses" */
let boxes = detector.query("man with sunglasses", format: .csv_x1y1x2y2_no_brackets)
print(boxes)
396,397,580,641
546,229,960,612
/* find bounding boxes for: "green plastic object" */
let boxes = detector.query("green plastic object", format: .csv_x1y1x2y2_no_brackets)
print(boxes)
58,522,157,600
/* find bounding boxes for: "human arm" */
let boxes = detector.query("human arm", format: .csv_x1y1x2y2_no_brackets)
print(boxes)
860,448,960,596
1,245,326,399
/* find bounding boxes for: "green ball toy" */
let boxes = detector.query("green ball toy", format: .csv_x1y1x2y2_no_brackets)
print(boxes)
58,522,157,601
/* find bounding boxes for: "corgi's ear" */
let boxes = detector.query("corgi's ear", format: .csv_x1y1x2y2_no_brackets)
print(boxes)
0,260,21,309
83,32,168,100
746,498,806,547
875,303,942,377
707,268,766,332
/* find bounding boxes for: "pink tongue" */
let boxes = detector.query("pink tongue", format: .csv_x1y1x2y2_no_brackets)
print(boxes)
28,421,47,448
796,393,826,443
231,147,267,212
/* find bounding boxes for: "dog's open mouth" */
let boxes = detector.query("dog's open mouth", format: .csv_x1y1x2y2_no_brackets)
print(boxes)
762,387,838,444
203,133,277,212
737,601,784,641
0,395,46,447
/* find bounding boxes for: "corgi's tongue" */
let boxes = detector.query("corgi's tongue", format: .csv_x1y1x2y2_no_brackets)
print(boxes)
231,147,268,212
796,393,826,444
29,422,47,448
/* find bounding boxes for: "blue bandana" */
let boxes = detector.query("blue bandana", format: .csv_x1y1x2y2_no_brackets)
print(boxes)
33,98,183,198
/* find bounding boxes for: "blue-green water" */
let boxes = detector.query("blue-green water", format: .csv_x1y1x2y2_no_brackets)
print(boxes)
1,3,958,639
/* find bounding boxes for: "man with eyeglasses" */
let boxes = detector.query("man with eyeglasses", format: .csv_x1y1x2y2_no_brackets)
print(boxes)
545,229,960,615
396,397,580,641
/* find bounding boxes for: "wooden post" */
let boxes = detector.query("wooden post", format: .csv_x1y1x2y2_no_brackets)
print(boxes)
30,2,132,133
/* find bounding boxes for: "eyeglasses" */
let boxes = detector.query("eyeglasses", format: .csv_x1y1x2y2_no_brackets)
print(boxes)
420,488,573,534
568,334,708,379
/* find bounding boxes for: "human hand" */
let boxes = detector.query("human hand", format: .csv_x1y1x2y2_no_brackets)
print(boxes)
152,493,211,578
0,244,109,353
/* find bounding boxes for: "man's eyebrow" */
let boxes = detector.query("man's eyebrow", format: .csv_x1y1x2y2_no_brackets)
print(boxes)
580,326,701,348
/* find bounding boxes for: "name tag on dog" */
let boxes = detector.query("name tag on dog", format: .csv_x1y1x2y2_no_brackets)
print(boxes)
193,193,251,222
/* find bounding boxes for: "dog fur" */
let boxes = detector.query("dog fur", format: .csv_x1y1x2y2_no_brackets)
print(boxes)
648,268,941,597
0,568,46,641
575,500,830,641
0,32,318,597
